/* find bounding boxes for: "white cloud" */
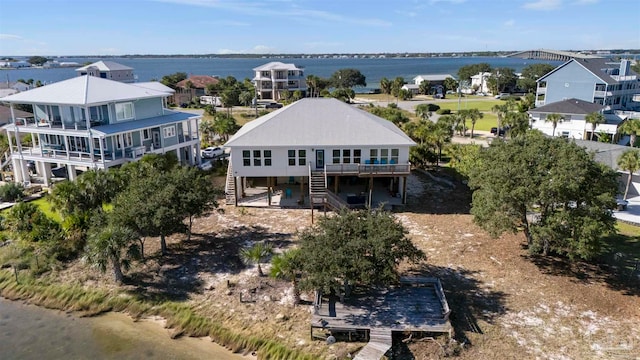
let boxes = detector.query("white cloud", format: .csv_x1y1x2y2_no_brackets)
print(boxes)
504,19,515,27
0,34,22,40
523,0,562,10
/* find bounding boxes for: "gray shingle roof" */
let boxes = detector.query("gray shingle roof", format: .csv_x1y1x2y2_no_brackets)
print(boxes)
225,98,416,148
253,62,302,71
530,98,604,115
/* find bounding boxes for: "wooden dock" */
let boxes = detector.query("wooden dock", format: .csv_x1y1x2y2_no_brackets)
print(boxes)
311,277,452,359
353,328,392,360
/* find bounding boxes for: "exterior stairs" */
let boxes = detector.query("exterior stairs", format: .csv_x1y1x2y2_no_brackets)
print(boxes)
308,166,348,211
225,161,235,205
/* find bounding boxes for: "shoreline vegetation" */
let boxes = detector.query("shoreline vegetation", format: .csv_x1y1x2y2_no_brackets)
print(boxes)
0,271,316,359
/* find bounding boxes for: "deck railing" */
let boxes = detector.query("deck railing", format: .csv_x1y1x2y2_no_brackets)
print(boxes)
325,163,410,176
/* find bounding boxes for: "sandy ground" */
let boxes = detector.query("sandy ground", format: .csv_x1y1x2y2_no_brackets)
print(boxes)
58,169,639,359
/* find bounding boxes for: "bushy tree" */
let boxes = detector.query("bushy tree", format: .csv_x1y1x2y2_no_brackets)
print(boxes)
84,220,140,284
160,72,188,89
330,69,366,89
297,208,425,296
270,249,303,305
469,132,618,260
517,63,556,93
0,182,24,202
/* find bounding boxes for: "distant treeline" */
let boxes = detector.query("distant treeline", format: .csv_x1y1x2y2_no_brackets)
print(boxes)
51,49,639,59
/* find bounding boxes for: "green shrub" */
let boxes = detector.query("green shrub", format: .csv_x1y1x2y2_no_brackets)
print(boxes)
436,108,451,115
0,183,25,202
426,103,440,112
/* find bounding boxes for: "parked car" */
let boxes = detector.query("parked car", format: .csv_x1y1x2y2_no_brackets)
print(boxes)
201,146,224,158
265,102,283,109
490,127,509,136
494,93,510,99
198,160,213,171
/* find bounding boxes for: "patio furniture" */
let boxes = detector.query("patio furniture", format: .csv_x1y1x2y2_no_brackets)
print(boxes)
285,188,292,198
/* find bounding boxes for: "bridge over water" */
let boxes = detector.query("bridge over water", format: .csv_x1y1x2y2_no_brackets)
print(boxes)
505,49,602,61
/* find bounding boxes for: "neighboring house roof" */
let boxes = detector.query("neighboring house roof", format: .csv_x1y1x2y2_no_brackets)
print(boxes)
0,76,170,106
225,98,416,147
471,72,491,79
529,98,604,115
253,62,302,71
538,58,639,86
0,89,18,98
414,74,455,82
132,81,175,94
75,60,133,71
175,75,219,89
402,84,419,90
573,139,630,171
91,111,197,136
0,105,33,125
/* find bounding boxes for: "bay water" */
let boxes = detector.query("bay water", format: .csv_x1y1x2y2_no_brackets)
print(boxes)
0,297,247,360
1,56,562,90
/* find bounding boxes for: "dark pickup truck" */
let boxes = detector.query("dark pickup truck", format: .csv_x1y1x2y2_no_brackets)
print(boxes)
490,126,509,136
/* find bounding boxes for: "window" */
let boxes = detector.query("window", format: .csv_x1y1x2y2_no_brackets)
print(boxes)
539,114,547,120
353,149,361,164
564,115,572,121
253,150,261,166
332,149,340,164
243,150,251,166
125,133,133,147
288,80,297,87
116,135,123,150
561,131,570,138
298,150,306,166
264,150,272,166
163,125,176,138
342,149,351,164
93,138,106,150
538,81,546,88
288,150,296,166
115,102,134,121
391,149,399,164
142,129,151,140
370,149,378,162
380,149,389,163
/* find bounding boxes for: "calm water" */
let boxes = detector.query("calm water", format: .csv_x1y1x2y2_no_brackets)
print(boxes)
0,297,246,360
1,56,562,90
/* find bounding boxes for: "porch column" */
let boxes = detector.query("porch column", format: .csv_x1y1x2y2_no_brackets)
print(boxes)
63,135,70,159
334,175,339,193
11,158,26,184
402,176,408,204
240,177,245,198
233,176,238,206
267,177,272,206
176,147,182,163
300,177,304,204
40,162,51,187
195,143,201,164
67,165,77,181
368,176,373,208
88,132,95,164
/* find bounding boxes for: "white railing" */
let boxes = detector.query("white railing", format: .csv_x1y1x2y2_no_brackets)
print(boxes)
325,163,411,175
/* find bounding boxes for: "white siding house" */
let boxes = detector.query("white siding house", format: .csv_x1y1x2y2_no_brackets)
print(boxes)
224,98,416,207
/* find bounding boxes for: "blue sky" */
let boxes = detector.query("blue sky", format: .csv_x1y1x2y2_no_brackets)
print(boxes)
0,0,638,56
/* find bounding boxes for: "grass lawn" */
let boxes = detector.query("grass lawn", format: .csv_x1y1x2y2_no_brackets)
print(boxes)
437,99,503,112
28,197,62,223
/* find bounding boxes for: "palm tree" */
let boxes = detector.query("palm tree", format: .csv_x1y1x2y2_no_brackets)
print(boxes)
418,80,430,96
84,224,140,284
269,249,302,305
465,108,483,138
414,104,431,121
391,77,404,104
620,118,640,147
379,77,391,101
491,103,509,137
240,242,274,276
585,112,605,141
505,112,530,138
545,113,564,137
617,149,640,200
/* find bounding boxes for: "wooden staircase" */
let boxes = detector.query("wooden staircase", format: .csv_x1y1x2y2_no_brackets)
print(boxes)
225,161,235,205
353,328,393,360
308,166,348,211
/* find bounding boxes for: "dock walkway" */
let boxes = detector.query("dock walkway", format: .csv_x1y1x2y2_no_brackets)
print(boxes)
353,328,392,360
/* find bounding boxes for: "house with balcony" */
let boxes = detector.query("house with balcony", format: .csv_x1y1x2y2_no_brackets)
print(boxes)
412,74,455,97
528,98,625,141
535,58,640,111
253,62,307,101
223,98,415,209
171,75,219,106
1,75,201,186
76,61,135,83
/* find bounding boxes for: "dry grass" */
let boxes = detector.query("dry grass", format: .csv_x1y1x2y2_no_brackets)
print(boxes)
3,169,639,359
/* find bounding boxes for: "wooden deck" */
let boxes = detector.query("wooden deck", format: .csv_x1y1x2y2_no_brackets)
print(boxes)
353,328,392,360
311,277,452,359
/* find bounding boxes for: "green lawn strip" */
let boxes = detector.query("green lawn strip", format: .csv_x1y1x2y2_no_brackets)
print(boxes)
601,222,640,272
0,271,316,359
436,100,502,112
